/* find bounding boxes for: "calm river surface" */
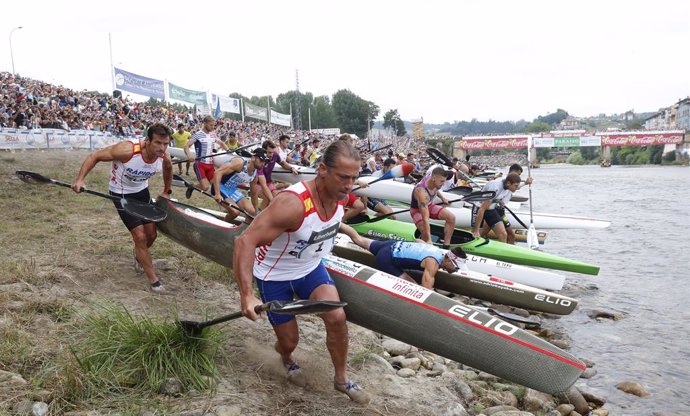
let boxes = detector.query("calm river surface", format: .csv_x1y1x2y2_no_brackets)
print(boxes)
521,164,690,415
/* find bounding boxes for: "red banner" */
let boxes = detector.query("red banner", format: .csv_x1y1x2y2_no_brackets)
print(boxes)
460,137,528,150
600,133,684,147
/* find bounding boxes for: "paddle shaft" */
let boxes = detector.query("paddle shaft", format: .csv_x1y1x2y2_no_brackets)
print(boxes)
173,174,255,219
172,141,260,165
366,191,494,223
49,178,125,203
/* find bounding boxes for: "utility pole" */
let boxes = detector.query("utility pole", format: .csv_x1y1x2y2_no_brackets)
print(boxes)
295,69,302,130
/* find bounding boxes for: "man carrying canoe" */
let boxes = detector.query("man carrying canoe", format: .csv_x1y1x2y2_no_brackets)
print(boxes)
184,115,228,192
233,140,370,404
411,167,457,247
472,173,521,244
340,224,467,289
212,148,268,223
71,123,173,293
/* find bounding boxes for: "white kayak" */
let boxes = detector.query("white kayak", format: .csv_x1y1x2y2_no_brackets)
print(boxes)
168,147,318,182
335,234,565,291
352,177,610,230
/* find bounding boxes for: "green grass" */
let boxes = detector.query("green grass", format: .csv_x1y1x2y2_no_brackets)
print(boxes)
57,302,225,403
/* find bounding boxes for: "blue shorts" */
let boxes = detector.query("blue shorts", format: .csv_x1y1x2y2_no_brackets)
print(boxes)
254,262,335,326
218,183,246,203
369,240,404,277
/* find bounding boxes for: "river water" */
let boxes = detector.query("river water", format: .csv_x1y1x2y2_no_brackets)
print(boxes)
520,164,690,415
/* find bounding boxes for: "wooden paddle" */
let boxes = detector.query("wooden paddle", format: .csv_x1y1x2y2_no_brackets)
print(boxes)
15,170,168,222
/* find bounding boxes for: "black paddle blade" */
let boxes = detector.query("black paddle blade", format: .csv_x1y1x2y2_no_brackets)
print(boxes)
266,299,348,315
426,147,452,167
15,170,53,185
178,320,204,337
119,198,168,222
459,191,495,203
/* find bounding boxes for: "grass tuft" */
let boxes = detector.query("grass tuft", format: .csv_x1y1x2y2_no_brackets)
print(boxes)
59,302,224,402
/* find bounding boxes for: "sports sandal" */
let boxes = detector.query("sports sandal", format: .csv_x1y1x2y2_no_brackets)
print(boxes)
334,379,370,404
285,362,307,387
149,281,165,293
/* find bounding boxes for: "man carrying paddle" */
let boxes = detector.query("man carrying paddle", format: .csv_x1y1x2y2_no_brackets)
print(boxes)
233,140,370,404
71,123,173,293
184,115,228,192
340,224,468,289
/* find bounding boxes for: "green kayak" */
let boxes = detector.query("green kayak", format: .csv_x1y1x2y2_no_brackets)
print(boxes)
346,214,599,275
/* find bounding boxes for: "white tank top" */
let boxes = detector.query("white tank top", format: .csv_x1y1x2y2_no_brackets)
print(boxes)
253,181,344,281
108,139,163,194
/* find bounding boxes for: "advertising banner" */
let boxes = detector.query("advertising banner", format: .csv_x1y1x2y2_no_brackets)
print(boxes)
598,132,684,147
211,94,241,114
459,136,529,150
244,102,268,121
270,109,291,127
113,67,165,100
168,83,208,105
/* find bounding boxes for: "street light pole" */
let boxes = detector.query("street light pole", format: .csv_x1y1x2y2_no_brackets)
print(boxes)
9,26,23,75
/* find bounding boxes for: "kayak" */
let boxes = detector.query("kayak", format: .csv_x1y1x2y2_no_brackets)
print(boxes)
322,255,584,394
167,147,318,183
497,228,549,245
353,178,611,230
333,234,576,314
154,198,584,393
178,206,565,290
346,214,599,275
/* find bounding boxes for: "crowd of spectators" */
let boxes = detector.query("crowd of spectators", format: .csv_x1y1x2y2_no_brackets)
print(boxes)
1,72,525,170
0,72,335,144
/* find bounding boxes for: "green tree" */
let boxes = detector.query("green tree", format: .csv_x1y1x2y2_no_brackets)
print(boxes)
395,119,407,136
310,95,337,130
580,146,598,161
383,109,405,136
524,121,551,133
332,89,378,138
537,109,569,126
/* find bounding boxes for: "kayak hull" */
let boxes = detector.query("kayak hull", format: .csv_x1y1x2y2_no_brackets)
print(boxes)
324,255,584,394
155,199,584,393
333,234,576,314
348,216,599,275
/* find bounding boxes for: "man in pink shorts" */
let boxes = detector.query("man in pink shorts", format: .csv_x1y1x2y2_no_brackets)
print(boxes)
410,167,456,247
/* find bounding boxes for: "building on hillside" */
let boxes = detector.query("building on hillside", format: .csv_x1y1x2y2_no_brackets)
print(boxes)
644,107,672,130
675,98,690,132
558,116,581,130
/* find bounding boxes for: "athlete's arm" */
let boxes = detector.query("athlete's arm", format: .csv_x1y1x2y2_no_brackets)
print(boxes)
233,192,303,320
72,141,133,193
339,223,373,251
183,136,195,161
257,174,273,203
473,199,491,237
161,155,173,198
216,138,228,151
414,187,432,243
212,159,242,202
420,257,440,289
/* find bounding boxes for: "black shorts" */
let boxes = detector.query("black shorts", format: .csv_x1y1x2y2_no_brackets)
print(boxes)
109,188,152,231
472,205,511,229
366,197,388,211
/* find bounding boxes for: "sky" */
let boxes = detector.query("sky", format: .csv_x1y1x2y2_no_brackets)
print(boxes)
2,0,688,124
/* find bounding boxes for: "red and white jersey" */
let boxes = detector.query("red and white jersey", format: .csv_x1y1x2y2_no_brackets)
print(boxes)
253,181,343,281
108,140,163,194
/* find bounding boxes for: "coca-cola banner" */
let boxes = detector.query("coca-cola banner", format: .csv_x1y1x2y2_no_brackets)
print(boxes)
598,131,684,147
460,136,528,150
